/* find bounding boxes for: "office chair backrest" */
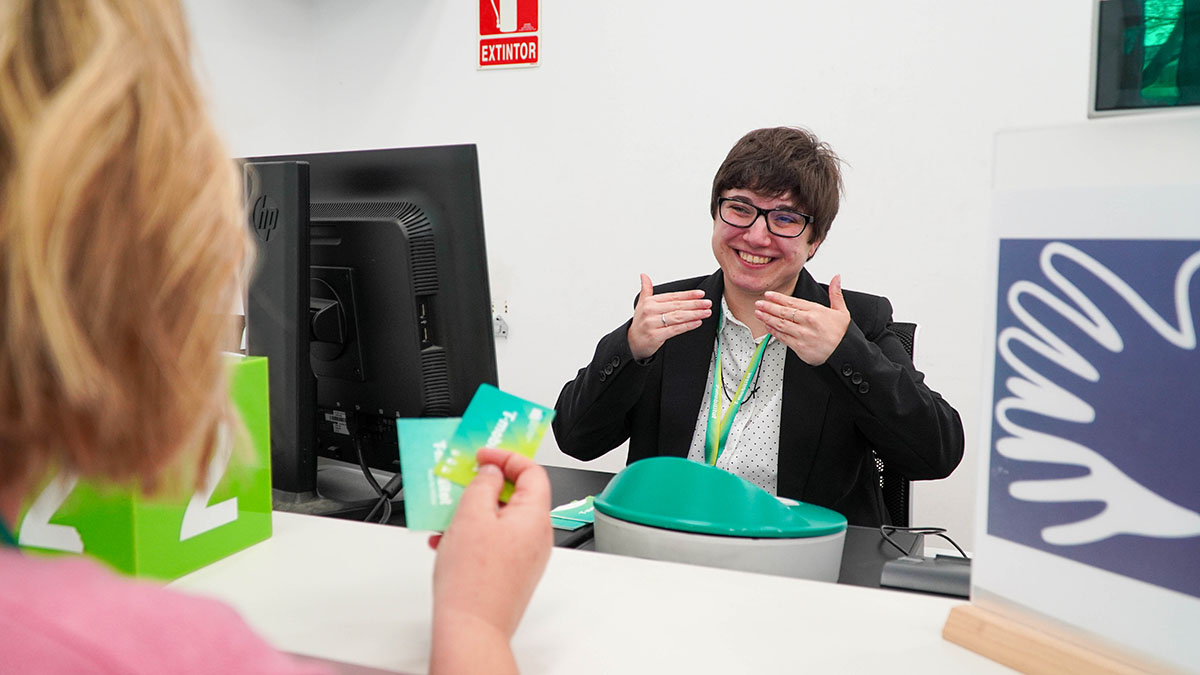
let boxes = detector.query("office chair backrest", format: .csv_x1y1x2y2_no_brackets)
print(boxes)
874,321,918,527
889,321,917,365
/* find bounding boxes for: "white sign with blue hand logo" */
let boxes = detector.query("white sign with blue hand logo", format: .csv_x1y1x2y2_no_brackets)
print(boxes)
975,121,1200,673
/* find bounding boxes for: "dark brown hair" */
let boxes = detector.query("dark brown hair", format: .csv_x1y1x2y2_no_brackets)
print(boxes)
709,127,844,247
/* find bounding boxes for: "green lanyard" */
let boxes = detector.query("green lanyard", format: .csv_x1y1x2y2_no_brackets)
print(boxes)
0,516,17,549
704,313,771,466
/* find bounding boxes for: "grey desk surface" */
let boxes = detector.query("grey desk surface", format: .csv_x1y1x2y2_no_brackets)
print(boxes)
311,459,613,546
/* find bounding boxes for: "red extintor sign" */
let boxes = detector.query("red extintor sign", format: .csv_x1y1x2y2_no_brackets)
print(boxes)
479,0,538,69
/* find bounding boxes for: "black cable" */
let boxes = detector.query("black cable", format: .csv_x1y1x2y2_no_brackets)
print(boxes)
365,494,387,524
880,525,969,559
355,436,385,498
356,440,387,524
355,434,401,524
366,472,404,524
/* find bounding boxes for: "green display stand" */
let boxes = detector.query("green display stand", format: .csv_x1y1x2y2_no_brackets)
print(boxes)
13,355,273,580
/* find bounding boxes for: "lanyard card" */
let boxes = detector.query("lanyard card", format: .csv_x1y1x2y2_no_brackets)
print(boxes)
396,417,463,532
433,384,555,502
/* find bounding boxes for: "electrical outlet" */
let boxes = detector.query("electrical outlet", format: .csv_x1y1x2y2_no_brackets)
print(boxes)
493,314,509,338
492,300,510,339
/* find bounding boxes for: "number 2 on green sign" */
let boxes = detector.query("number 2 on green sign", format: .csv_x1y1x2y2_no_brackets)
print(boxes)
18,473,83,553
180,423,238,540
17,424,240,551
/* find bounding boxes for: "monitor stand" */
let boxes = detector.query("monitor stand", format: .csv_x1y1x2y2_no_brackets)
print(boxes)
272,457,401,521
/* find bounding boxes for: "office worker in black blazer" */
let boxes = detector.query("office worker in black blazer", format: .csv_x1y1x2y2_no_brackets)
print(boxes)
552,127,964,527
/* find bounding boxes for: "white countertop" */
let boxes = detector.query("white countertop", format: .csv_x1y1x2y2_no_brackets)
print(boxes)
172,512,1009,674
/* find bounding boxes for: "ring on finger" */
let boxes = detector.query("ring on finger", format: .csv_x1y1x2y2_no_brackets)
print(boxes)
661,313,669,327
790,308,798,323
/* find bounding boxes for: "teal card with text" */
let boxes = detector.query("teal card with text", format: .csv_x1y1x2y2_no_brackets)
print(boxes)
397,418,462,533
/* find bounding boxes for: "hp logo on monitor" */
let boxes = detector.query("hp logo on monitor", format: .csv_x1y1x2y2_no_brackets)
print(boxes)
251,194,280,242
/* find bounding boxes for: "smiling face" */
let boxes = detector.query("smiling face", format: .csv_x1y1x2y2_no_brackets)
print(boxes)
711,188,820,301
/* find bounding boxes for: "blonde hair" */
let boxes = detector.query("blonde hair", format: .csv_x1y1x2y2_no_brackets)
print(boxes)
0,0,250,492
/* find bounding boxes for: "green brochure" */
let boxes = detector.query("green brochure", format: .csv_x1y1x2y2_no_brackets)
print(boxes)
433,384,555,502
550,496,595,531
396,418,463,533
550,517,589,531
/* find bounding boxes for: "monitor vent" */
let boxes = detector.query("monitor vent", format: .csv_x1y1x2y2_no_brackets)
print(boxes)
312,201,414,220
420,348,451,416
406,220,437,295
311,201,439,295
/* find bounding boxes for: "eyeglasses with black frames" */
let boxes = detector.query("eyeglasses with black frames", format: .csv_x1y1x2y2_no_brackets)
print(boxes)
717,197,812,238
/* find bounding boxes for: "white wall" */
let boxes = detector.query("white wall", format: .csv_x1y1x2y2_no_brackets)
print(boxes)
184,0,1097,549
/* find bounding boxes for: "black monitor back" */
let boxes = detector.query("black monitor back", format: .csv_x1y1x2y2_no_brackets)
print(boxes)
244,162,317,495
244,145,497,487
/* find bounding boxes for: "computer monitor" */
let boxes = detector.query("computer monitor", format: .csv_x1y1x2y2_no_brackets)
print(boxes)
242,145,498,510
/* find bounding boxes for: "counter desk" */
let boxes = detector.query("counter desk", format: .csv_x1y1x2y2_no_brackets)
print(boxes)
173,509,1006,674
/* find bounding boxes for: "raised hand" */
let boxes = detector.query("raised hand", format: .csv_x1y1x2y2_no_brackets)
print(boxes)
627,273,712,360
429,448,552,674
754,274,851,366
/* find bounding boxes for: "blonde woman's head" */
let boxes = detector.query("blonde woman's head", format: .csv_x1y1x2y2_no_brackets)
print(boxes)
0,0,249,492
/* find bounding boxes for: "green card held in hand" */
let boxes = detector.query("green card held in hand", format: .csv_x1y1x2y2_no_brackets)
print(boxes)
433,384,555,502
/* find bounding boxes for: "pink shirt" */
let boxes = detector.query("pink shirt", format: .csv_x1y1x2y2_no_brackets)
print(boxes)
0,550,328,674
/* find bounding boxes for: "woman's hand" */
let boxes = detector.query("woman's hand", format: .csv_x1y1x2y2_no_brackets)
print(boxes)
429,448,552,674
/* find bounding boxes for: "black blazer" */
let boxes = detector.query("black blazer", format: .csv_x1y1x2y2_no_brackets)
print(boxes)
552,268,964,526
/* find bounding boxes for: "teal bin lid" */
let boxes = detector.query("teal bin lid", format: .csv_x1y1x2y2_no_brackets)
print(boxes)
594,457,847,538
